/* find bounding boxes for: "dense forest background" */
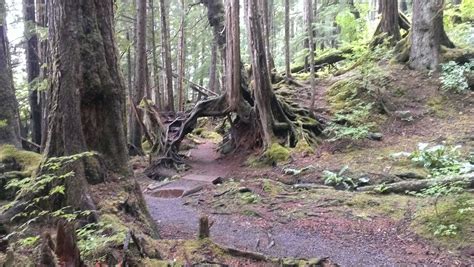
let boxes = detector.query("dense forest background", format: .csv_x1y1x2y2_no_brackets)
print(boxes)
0,0,473,265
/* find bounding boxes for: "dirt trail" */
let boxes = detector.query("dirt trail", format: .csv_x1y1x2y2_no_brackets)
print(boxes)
144,140,466,266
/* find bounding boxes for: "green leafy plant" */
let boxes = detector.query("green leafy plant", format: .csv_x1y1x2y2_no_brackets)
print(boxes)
76,222,127,262
409,143,465,177
323,166,356,190
324,103,375,141
440,61,473,93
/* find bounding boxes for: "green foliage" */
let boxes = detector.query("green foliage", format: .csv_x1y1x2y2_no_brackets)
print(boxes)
239,192,260,204
416,194,474,239
409,143,468,177
261,143,291,165
409,181,467,198
0,119,6,128
460,0,474,20
440,61,473,93
335,8,367,45
323,166,356,190
17,235,40,248
76,221,127,262
324,103,375,141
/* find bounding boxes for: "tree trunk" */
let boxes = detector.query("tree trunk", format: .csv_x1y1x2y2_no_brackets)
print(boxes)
23,0,41,147
376,0,401,42
177,0,186,111
208,41,219,93
130,0,147,154
45,0,129,173
225,0,241,111
284,0,291,79
0,0,21,148
409,0,442,70
36,0,48,151
248,0,277,148
160,0,174,112
308,0,317,110
261,0,275,73
149,0,163,108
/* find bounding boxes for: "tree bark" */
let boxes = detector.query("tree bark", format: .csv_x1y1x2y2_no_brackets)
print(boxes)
308,0,317,111
23,0,42,147
208,40,219,93
130,0,147,154
177,0,186,111
225,0,241,111
0,0,21,148
409,0,442,70
160,0,174,112
284,0,291,79
45,0,129,173
377,0,401,42
36,0,48,151
248,0,277,148
149,0,163,108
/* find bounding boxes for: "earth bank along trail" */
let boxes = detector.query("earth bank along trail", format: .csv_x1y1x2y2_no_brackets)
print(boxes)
143,140,463,266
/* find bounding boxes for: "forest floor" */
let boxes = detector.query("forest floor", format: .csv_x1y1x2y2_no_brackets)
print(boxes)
137,64,474,266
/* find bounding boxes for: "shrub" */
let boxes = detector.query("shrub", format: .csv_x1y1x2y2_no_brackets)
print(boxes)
440,61,473,93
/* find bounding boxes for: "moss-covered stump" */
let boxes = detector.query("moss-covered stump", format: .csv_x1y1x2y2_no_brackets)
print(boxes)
0,145,41,200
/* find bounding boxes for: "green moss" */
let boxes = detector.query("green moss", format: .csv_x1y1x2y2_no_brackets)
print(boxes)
347,193,412,220
0,145,41,175
264,143,291,163
294,139,314,154
326,78,363,112
413,194,474,250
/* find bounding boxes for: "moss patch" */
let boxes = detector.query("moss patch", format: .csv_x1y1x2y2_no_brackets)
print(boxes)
412,194,474,250
0,145,41,175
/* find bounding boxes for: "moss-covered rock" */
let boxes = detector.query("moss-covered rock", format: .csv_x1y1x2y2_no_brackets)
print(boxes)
0,145,41,200
0,145,41,175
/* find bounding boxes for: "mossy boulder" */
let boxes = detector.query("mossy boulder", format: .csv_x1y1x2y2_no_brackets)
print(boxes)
0,145,41,200
263,143,291,165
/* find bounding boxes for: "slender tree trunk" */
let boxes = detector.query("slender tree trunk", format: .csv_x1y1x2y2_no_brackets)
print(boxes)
23,0,41,147
177,0,186,111
149,0,163,108
130,0,147,153
160,0,174,112
308,0,317,110
208,41,219,93
36,0,48,151
409,0,443,70
0,0,21,147
261,0,275,73
225,0,241,111
284,0,291,79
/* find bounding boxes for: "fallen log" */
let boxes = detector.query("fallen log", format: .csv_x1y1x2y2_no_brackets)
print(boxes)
357,173,474,194
290,48,352,73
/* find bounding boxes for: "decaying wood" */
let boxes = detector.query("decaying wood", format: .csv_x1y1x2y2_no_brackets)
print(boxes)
55,221,83,267
357,173,474,194
198,216,210,239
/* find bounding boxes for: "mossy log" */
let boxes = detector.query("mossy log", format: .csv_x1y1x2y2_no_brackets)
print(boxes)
290,48,352,73
357,173,474,194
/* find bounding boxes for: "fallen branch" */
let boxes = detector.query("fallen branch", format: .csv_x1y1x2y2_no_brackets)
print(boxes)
357,173,474,194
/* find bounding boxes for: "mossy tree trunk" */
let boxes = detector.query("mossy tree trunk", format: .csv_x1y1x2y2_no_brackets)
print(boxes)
44,0,149,218
0,0,21,148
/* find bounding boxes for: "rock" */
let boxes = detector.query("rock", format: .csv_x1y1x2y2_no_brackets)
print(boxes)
368,132,383,141
395,110,414,121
